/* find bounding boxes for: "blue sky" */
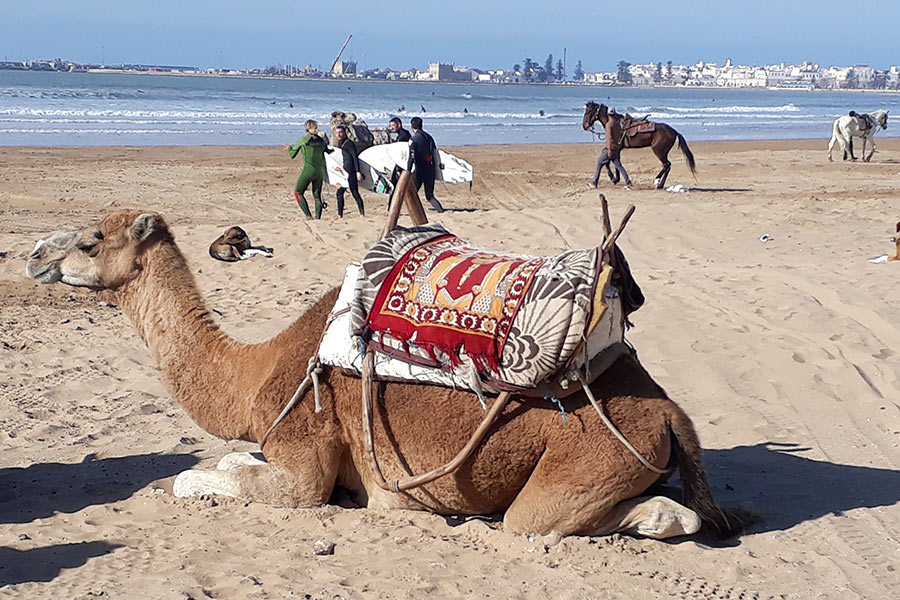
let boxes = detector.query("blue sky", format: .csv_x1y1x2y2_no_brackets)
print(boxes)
2,1,897,72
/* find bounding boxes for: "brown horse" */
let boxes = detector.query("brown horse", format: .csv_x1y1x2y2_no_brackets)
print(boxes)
583,101,696,189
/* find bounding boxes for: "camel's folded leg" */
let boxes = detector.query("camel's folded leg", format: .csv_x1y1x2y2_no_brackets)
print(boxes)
591,495,701,539
173,462,312,506
216,451,267,470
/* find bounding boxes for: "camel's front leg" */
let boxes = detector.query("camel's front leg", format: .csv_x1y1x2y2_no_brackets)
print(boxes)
173,449,337,507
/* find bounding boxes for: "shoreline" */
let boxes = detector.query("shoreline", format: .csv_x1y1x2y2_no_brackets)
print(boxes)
6,68,900,94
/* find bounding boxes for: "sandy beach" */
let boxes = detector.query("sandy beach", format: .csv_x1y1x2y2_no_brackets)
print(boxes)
2,138,900,599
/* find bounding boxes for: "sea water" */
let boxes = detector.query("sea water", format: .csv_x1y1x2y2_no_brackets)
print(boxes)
1,70,898,146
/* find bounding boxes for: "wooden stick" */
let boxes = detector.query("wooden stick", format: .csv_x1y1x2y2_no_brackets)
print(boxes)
601,204,635,257
361,350,389,486
402,173,428,226
381,170,410,239
599,193,612,237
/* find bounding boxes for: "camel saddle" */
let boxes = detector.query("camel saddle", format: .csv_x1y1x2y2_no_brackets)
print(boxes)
318,224,634,397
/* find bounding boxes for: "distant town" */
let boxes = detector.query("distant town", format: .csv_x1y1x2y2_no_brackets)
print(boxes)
3,56,900,91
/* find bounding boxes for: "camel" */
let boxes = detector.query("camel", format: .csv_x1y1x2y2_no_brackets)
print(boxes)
25,210,742,541
208,226,274,262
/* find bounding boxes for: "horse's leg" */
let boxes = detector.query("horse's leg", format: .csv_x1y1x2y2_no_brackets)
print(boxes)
865,136,875,162
848,136,857,161
652,134,675,189
827,131,838,162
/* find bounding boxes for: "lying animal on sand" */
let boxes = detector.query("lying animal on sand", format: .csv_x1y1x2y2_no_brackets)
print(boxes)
208,226,273,262
26,210,744,541
867,221,900,263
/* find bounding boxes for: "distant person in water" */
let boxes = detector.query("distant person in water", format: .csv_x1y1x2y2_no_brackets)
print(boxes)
420,104,426,113
399,104,406,112
286,119,332,219
539,109,545,117
331,125,366,218
407,116,445,213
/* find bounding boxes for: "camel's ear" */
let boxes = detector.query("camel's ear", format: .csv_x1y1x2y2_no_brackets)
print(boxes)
131,213,160,242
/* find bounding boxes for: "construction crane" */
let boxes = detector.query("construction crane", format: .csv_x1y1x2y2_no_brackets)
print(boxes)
330,35,352,74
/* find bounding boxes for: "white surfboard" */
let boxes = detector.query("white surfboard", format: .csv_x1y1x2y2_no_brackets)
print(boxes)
359,143,474,184
324,146,394,195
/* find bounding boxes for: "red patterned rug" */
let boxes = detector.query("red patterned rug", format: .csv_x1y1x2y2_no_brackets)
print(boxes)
366,234,545,371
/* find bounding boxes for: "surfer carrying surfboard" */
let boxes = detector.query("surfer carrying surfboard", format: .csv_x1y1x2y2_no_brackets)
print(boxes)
332,125,366,218
386,117,412,209
408,117,445,213
286,119,332,219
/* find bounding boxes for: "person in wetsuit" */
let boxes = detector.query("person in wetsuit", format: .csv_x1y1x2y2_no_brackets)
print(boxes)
386,117,412,209
332,124,366,217
287,119,332,219
407,116,445,213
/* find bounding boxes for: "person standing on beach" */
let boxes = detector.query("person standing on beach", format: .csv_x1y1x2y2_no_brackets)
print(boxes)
332,124,366,218
589,148,632,190
407,116,445,213
286,119,331,219
386,117,412,209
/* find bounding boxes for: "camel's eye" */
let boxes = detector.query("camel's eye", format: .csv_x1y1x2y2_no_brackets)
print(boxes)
78,231,103,257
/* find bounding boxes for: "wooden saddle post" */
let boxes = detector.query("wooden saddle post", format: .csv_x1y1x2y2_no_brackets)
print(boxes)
364,170,513,494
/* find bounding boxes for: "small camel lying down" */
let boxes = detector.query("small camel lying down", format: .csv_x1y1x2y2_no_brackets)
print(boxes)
208,226,274,262
26,210,744,542
867,221,900,263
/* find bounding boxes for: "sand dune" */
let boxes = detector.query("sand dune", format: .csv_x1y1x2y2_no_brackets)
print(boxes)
1,139,899,598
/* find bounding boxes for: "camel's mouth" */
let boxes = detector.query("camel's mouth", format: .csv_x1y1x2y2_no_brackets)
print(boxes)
25,261,63,284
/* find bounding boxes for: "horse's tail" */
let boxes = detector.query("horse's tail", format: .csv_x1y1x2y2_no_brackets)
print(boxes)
668,403,748,539
675,131,697,177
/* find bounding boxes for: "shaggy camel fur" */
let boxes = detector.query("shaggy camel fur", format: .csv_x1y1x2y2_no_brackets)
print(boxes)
26,210,742,541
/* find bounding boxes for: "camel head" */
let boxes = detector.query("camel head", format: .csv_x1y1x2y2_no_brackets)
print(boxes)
27,210,171,290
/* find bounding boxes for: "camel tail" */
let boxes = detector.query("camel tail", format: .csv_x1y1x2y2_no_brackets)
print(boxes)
675,131,697,177
668,404,746,539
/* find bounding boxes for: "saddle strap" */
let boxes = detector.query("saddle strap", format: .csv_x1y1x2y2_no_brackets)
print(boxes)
361,348,512,493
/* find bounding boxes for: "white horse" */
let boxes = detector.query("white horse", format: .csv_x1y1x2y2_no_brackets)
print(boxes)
828,109,889,162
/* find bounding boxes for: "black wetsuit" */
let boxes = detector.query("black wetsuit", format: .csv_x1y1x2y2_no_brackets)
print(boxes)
388,126,412,207
407,129,445,212
336,138,365,217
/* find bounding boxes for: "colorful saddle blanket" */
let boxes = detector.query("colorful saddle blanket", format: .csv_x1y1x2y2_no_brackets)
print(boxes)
331,224,623,391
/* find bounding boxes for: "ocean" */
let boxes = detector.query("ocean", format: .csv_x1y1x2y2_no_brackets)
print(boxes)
1,70,898,146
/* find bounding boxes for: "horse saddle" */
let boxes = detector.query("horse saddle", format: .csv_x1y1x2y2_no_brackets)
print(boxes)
624,117,655,137
849,110,873,131
317,224,634,396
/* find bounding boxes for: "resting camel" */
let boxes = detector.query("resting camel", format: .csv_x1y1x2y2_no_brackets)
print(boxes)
25,210,742,541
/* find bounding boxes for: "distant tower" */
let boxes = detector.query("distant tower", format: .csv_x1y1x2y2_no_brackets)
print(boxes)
725,57,733,68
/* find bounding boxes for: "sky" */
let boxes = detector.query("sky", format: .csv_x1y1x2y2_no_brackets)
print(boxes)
1,1,898,73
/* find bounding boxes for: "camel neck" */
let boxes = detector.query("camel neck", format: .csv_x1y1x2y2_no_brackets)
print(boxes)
116,240,252,439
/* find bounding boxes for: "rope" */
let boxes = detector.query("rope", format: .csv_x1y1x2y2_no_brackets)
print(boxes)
259,308,347,451
570,368,672,475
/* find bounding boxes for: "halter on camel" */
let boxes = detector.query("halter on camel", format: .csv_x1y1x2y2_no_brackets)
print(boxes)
262,175,670,491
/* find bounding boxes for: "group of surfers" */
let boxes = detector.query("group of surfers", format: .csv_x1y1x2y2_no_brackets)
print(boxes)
286,116,445,220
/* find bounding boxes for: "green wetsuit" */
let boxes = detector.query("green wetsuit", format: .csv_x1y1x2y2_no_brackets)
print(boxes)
289,134,330,218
